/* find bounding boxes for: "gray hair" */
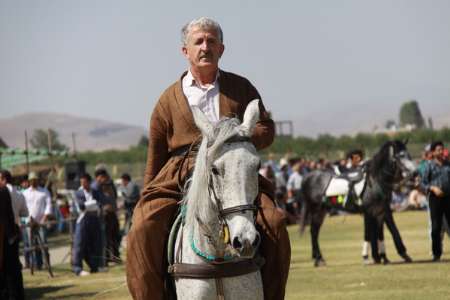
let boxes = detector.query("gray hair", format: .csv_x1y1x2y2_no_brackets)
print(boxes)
181,17,223,45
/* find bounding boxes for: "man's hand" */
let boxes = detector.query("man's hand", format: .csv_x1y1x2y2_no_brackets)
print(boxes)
430,186,444,198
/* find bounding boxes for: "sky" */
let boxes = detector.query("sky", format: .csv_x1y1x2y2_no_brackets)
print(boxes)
1,0,450,136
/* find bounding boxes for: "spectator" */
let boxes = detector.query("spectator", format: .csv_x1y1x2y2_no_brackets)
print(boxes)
0,185,25,299
420,141,450,262
0,170,29,226
19,177,29,191
22,172,52,270
274,158,290,208
286,162,303,219
92,168,121,265
72,173,102,276
120,173,140,234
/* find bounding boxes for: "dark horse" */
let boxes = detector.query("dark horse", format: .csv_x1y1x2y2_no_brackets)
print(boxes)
300,140,417,266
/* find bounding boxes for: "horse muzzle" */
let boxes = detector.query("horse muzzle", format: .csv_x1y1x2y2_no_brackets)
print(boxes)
232,232,261,257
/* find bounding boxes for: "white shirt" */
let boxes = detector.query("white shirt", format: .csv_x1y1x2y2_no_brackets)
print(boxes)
81,187,99,212
287,172,303,191
182,69,220,123
23,186,52,224
6,183,29,225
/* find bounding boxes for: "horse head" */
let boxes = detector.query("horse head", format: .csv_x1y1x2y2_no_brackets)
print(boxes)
388,140,417,181
189,99,262,258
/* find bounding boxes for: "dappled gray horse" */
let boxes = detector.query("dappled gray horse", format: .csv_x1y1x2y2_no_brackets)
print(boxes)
300,140,416,266
169,100,264,299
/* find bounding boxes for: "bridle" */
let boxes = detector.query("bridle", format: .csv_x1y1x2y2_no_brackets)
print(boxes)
206,135,259,243
372,146,415,193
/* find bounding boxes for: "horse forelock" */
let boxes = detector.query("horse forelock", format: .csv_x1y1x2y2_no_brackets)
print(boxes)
184,117,243,227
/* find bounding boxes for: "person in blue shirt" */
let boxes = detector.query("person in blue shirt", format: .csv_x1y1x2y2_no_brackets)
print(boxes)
420,141,450,261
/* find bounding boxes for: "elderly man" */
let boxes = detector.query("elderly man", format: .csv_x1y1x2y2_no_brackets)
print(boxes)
127,17,290,300
22,172,52,270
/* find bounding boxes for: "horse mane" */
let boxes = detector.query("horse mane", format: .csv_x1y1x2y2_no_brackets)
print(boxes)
368,140,405,176
183,117,242,228
368,141,392,174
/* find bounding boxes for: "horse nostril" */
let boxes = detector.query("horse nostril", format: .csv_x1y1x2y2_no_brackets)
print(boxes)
252,234,260,248
233,236,242,249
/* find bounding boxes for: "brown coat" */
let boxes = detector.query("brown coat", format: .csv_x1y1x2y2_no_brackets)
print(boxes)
141,69,275,203
127,70,290,300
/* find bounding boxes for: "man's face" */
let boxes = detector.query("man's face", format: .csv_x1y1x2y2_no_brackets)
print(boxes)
351,154,362,167
80,178,90,190
121,178,129,187
424,151,433,160
21,180,29,189
433,145,444,161
182,26,224,73
96,174,107,184
0,174,6,188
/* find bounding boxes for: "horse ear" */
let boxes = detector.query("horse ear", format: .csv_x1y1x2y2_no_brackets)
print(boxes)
239,99,260,136
191,106,214,140
403,137,409,145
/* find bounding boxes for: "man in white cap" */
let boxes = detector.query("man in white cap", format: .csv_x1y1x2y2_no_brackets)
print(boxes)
22,171,52,269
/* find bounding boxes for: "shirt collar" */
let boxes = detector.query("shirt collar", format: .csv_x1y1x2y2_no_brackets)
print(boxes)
184,69,220,88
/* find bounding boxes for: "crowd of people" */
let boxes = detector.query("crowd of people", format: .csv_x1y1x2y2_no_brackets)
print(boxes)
0,166,141,298
258,141,450,264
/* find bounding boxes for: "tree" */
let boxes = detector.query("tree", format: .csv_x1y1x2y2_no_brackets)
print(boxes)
137,135,149,147
428,117,434,130
399,100,425,129
30,129,68,151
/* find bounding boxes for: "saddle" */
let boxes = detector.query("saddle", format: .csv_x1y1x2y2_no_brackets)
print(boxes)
323,168,367,212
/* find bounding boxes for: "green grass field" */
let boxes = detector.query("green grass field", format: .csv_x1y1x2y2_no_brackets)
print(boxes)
23,210,450,299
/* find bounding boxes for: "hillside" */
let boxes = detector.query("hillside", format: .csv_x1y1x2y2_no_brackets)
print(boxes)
0,113,147,151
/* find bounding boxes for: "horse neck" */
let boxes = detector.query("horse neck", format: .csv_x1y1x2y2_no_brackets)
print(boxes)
365,154,396,201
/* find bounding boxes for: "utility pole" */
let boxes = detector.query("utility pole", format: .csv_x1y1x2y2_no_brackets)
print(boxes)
47,128,53,153
25,130,30,175
72,132,77,158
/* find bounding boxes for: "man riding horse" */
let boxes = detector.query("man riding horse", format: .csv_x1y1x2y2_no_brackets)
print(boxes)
126,17,291,300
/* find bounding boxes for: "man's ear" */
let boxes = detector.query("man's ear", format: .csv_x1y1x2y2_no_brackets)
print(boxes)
219,44,225,58
182,46,188,58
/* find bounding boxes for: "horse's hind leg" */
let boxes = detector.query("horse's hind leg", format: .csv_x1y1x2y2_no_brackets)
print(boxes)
311,208,326,267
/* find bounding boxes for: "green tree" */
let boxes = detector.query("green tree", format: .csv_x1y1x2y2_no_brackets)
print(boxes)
30,129,68,151
137,135,149,147
399,100,425,129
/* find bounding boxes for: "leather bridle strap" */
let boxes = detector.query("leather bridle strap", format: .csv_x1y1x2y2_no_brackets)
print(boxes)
208,174,258,221
219,204,258,218
168,256,265,279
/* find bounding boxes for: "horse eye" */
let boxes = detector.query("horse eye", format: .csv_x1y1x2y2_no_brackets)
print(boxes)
211,166,220,175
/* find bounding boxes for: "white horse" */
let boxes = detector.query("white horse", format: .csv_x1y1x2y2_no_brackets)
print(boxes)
171,99,264,300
